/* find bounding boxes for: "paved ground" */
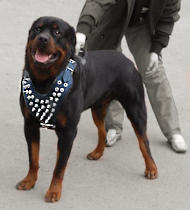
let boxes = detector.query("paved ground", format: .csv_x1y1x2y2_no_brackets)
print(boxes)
0,0,190,209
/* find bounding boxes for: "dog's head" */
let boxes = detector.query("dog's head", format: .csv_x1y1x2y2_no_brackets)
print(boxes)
25,16,76,79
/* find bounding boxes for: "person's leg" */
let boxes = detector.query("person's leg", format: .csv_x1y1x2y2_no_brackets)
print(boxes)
105,45,124,147
125,23,187,152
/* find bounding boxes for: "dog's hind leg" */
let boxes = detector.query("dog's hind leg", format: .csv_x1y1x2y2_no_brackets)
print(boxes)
119,76,158,179
87,103,109,160
16,118,40,190
123,100,158,179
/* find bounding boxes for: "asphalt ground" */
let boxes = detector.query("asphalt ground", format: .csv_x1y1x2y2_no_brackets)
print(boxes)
0,0,190,209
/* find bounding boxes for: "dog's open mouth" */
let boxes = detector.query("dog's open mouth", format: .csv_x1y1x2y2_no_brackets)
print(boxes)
32,50,59,65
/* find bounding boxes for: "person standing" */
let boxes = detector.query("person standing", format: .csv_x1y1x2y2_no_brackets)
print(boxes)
75,0,187,152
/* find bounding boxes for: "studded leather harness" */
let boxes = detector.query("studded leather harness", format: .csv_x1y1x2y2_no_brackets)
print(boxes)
22,59,77,129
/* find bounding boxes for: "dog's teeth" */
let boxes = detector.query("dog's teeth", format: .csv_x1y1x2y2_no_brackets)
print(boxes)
48,54,53,59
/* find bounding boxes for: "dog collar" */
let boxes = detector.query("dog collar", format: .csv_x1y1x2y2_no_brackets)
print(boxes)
22,59,77,129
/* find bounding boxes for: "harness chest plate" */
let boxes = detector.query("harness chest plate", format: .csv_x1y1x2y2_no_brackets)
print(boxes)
22,59,77,129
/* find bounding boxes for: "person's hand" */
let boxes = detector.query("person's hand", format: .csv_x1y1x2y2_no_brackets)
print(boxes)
146,52,159,76
75,32,86,55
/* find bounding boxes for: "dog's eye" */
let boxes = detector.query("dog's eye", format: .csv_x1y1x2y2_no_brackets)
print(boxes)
54,30,61,37
35,27,41,33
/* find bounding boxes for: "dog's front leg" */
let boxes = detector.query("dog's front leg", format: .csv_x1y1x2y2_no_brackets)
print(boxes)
16,119,40,190
45,127,77,202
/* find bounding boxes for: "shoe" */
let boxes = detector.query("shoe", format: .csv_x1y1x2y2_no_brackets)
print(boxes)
106,129,121,147
168,134,188,153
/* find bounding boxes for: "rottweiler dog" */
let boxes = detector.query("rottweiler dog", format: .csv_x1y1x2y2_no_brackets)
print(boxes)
16,16,158,202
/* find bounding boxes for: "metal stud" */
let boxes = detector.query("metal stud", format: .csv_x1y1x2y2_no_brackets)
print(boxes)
49,97,53,101
57,80,62,85
23,84,30,89
36,112,40,117
22,80,27,85
32,107,36,112
37,108,41,113
40,100,44,104
27,96,31,100
31,95,34,99
55,87,59,92
45,109,49,113
60,88,64,92
55,98,59,102
45,118,50,124
28,90,32,94
41,112,46,117
64,83,68,87
51,108,55,113
45,100,49,104
34,104,38,108
52,92,56,97
41,105,45,109
57,93,61,97
35,98,39,103
29,102,33,106
47,104,51,109
53,103,56,107
40,115,44,121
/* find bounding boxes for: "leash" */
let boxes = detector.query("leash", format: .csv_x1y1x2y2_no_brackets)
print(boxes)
22,59,77,129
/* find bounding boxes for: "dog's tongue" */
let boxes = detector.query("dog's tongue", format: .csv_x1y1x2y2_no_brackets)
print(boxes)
35,51,49,63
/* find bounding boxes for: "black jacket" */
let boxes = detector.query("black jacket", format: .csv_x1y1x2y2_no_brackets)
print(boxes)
77,0,181,54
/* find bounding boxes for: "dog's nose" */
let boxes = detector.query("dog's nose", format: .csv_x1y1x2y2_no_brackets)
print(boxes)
38,34,49,45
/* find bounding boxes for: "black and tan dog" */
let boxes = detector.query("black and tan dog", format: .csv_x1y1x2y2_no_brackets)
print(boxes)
17,16,158,202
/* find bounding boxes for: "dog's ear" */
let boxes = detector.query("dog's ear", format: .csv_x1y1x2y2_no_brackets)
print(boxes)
65,26,76,57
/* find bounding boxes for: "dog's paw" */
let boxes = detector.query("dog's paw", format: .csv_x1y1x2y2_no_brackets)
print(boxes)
16,178,35,190
87,151,103,160
144,166,158,179
45,190,61,203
